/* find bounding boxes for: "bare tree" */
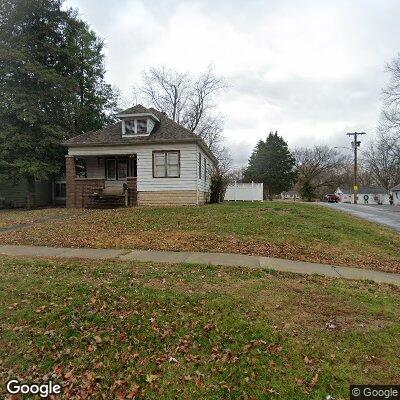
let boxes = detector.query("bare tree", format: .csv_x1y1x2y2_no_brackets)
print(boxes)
229,165,247,183
363,133,400,190
137,65,228,155
182,66,227,132
380,54,400,162
294,146,347,201
140,67,190,123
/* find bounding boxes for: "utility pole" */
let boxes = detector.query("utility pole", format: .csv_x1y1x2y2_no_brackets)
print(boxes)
346,132,366,204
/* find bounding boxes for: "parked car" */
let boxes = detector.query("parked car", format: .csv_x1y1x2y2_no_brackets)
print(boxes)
325,194,340,203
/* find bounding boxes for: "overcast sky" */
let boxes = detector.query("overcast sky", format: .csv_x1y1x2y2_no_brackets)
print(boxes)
65,0,400,166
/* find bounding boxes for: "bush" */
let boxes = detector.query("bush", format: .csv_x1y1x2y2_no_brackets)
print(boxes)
209,169,230,203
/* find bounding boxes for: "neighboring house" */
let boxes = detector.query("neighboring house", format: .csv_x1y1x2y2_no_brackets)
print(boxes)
281,189,300,200
391,183,400,205
0,178,53,209
335,186,389,205
63,105,218,208
0,178,66,209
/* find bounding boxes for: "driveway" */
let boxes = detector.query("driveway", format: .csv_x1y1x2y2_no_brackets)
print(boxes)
320,203,400,233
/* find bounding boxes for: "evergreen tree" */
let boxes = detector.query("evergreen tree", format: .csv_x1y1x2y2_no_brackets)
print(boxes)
244,132,296,200
0,0,119,207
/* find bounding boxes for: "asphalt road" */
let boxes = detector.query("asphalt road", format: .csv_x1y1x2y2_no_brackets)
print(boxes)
320,203,400,233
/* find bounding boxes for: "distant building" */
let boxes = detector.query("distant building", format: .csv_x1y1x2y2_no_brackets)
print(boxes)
281,189,300,200
335,186,389,205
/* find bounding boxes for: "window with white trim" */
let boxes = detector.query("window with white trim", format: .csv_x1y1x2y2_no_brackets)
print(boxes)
123,119,148,136
136,119,147,134
153,151,180,178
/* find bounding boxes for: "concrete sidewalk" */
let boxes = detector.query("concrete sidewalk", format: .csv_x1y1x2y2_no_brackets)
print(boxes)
0,244,399,286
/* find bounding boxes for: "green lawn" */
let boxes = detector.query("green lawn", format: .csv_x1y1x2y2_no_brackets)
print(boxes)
0,257,399,399
0,202,399,273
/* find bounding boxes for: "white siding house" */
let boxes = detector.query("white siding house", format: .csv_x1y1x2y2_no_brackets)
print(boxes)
335,187,390,204
391,184,400,205
64,105,217,207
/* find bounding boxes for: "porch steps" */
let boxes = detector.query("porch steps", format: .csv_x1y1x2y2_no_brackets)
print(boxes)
87,194,126,209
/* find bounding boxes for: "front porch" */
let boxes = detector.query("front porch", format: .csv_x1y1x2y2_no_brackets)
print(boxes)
66,155,138,208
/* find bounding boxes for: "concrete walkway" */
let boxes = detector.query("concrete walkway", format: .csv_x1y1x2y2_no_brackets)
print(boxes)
0,244,399,286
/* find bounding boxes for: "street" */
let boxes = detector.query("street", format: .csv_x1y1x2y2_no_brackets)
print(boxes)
320,203,400,233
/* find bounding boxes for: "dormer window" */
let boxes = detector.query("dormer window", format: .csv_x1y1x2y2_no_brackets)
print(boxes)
124,120,136,135
117,109,159,137
122,119,148,136
136,119,147,134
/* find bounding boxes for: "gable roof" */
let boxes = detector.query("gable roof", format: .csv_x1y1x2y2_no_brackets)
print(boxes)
358,187,388,194
391,183,400,191
337,186,388,195
63,105,217,164
336,187,351,194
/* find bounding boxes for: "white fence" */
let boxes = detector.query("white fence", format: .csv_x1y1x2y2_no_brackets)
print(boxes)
224,182,263,202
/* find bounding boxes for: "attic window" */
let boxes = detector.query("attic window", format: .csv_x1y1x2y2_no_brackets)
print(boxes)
136,119,147,134
123,119,148,136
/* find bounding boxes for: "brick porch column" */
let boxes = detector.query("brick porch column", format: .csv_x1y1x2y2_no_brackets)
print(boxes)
65,155,76,208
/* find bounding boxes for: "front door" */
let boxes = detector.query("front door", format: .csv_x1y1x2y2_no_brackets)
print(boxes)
106,157,128,181
117,157,128,180
106,158,117,180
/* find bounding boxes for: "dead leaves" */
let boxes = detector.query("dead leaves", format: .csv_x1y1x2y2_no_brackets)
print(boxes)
203,323,215,332
303,355,313,365
93,335,102,343
310,371,319,388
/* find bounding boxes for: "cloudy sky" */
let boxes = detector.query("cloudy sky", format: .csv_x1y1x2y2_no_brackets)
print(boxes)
65,0,400,166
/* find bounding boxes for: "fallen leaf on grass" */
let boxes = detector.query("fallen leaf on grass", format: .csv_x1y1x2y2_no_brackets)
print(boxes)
94,335,102,343
310,372,319,387
304,356,312,365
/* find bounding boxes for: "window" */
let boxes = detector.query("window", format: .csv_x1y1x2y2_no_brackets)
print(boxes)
136,119,147,134
129,155,137,178
123,119,148,136
117,158,127,179
124,120,136,135
153,151,180,178
55,182,66,198
198,152,202,178
75,158,87,178
204,158,206,180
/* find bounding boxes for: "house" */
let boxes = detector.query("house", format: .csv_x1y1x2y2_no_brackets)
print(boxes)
335,186,389,205
0,178,53,209
0,178,67,209
390,183,400,205
335,187,352,203
281,189,300,200
63,105,217,208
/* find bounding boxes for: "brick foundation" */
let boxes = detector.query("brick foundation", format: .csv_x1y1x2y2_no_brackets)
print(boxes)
75,179,106,208
127,178,138,207
65,156,76,208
